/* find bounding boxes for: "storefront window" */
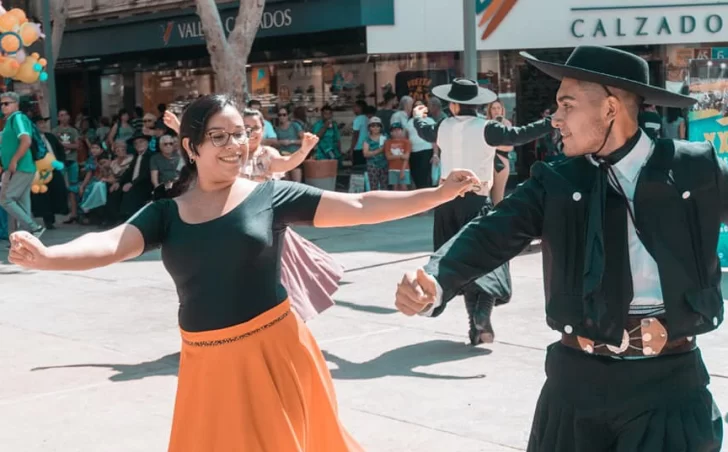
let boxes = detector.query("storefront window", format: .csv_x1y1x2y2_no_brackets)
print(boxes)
100,74,124,119
247,55,376,152
247,53,459,134
140,68,215,117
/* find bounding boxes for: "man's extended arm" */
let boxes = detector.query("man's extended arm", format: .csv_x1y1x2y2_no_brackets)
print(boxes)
421,171,546,317
484,118,553,147
413,117,445,143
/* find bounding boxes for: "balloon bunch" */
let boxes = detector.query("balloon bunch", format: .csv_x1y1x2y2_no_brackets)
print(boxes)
0,2,47,84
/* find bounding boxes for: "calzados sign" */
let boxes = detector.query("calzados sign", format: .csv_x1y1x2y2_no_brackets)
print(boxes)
571,13,724,39
171,8,293,42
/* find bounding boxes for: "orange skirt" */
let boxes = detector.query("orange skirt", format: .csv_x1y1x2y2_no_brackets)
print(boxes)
168,300,363,452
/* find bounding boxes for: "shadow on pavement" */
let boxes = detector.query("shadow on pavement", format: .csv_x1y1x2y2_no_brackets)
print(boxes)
334,300,398,315
31,352,180,382
323,339,490,381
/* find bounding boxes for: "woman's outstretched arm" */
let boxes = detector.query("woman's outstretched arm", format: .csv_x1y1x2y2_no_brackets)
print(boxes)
312,170,479,228
8,224,145,271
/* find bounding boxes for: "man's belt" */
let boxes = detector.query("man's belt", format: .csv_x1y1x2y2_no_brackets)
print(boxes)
560,317,696,358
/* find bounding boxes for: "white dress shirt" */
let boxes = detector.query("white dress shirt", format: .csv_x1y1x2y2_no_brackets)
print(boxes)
423,130,665,317
436,115,496,195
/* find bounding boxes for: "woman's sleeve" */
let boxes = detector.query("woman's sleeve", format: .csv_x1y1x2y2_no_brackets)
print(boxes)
271,180,324,226
125,200,170,252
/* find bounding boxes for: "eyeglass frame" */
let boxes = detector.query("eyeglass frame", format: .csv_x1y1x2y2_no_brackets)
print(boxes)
205,130,249,148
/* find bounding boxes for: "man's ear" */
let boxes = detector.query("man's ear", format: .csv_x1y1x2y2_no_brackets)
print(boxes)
605,96,619,122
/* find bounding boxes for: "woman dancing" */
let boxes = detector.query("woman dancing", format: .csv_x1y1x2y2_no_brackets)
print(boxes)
485,99,513,205
166,107,342,321
10,94,480,451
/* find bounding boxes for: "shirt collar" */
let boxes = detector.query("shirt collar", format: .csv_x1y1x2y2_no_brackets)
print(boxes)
586,129,652,183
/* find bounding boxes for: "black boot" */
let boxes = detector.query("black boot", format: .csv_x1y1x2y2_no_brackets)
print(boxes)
464,293,496,346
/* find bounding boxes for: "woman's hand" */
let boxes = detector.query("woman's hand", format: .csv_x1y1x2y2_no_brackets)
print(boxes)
301,132,319,154
163,111,181,134
8,231,51,270
413,105,428,119
436,169,481,200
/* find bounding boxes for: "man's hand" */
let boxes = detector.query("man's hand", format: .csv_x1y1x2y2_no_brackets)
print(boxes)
395,268,438,316
8,159,17,174
122,183,132,192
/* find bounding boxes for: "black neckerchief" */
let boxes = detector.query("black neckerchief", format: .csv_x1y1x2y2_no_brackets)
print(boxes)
582,130,641,309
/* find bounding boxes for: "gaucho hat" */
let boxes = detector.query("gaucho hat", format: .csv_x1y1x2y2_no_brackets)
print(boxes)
127,130,152,145
432,78,498,106
520,45,696,108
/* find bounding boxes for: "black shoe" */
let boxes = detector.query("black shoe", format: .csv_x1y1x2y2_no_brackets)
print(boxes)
465,295,495,346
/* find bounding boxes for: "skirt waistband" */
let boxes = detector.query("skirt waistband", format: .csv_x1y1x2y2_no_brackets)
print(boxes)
180,299,291,347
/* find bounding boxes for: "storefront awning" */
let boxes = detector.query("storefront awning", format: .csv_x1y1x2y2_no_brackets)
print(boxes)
59,0,394,60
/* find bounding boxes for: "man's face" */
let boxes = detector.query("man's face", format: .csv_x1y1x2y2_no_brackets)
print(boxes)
133,138,148,154
58,110,70,125
159,136,175,156
551,78,613,157
322,109,333,121
0,97,17,115
35,119,49,132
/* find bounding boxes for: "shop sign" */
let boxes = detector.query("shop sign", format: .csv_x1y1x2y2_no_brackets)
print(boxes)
569,13,726,40
165,8,294,45
60,0,394,60
712,47,728,59
472,0,728,51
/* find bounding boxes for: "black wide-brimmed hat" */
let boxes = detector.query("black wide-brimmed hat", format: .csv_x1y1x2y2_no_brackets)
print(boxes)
127,130,152,145
520,45,696,108
432,78,497,105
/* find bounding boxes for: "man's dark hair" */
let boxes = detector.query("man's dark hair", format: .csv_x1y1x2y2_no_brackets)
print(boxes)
248,99,262,108
321,104,333,112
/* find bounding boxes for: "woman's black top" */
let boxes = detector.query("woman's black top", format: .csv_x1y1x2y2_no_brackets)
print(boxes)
127,180,323,332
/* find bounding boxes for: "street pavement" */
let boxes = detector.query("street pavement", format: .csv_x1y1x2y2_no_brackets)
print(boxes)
0,214,727,451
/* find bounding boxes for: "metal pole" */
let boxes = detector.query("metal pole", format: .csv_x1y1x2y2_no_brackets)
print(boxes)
41,0,57,127
463,0,477,80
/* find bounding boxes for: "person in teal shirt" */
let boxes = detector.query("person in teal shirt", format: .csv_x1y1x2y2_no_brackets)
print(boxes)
0,92,44,238
311,105,342,163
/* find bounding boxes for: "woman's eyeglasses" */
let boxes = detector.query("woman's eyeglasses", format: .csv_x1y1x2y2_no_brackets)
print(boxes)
206,131,249,147
245,126,263,135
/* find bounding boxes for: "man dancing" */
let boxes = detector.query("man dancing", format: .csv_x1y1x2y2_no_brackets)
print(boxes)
412,78,552,345
396,46,723,450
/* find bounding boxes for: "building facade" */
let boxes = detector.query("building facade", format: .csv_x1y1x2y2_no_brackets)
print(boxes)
54,0,728,173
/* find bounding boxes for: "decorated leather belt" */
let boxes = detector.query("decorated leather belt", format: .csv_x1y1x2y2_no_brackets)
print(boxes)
560,317,696,358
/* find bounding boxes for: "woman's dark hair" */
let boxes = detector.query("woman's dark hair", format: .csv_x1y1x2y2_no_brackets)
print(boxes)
167,94,238,197
118,109,130,122
243,108,263,122
666,107,683,124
